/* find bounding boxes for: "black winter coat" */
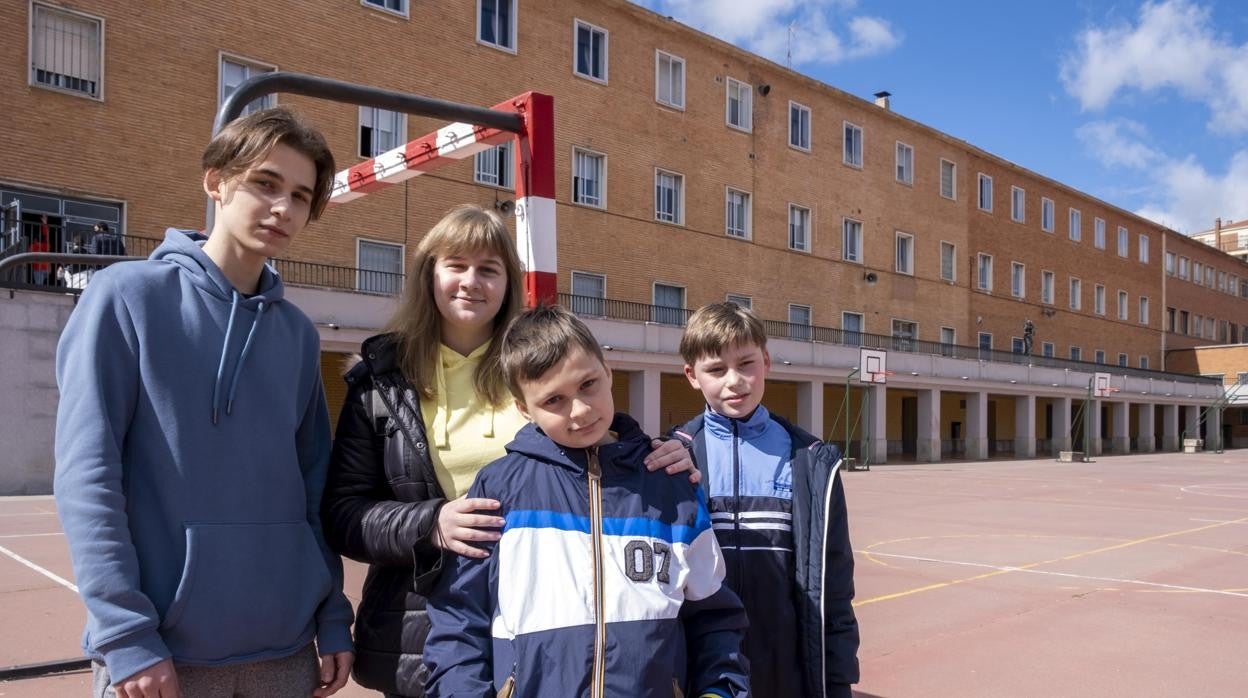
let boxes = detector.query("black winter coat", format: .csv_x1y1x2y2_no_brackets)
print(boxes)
323,333,448,696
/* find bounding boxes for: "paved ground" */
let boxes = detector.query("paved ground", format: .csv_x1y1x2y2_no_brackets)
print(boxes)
1,450,1244,697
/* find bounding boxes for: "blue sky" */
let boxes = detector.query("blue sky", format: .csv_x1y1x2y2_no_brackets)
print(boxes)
631,0,1248,234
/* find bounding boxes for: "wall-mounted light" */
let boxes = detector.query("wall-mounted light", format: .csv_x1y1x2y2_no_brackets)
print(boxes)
863,271,878,284
758,83,771,96
494,199,515,215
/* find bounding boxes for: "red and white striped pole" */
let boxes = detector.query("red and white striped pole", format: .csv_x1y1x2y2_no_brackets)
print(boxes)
511,92,556,307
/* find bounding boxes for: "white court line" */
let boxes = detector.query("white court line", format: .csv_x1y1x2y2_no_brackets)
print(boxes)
0,544,78,593
1190,518,1248,526
863,550,1248,599
0,512,56,517
0,532,64,539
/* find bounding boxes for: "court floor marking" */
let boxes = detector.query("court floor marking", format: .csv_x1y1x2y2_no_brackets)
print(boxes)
1190,518,1248,525
854,515,1248,607
0,544,77,593
0,532,63,539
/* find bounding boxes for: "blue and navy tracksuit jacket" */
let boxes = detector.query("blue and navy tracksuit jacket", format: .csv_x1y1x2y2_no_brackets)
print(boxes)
674,406,860,698
423,413,750,698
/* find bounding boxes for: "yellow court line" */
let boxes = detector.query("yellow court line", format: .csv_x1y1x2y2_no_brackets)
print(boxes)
853,515,1248,608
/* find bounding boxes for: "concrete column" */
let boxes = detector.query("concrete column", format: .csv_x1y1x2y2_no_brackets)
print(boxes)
966,391,988,460
1111,402,1130,454
1208,406,1223,451
861,383,888,465
797,381,824,440
629,369,662,438
1053,397,1073,455
1087,400,1103,456
1137,403,1156,453
917,389,941,462
1162,404,1180,452
1014,394,1036,458
1184,405,1200,446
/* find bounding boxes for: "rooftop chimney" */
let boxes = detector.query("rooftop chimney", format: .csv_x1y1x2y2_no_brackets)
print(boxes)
873,91,891,110
1215,217,1222,233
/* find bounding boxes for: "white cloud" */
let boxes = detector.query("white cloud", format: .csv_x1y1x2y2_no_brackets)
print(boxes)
1061,0,1248,134
634,0,901,67
1075,119,1162,169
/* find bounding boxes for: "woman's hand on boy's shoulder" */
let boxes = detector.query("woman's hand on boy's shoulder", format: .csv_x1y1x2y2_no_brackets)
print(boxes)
435,496,506,559
645,438,702,484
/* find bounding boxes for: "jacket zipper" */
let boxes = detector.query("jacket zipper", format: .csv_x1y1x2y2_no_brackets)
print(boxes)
731,420,742,583
588,446,607,698
817,456,839,698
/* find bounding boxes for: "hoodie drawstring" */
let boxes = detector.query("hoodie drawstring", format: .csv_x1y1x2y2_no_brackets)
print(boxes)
212,290,267,424
212,291,241,425
433,357,450,449
226,301,266,416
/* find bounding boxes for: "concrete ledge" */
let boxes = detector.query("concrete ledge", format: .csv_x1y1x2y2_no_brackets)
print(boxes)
1057,451,1089,463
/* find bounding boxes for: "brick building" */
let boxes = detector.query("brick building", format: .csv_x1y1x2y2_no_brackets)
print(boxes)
1192,217,1248,263
2,0,1244,468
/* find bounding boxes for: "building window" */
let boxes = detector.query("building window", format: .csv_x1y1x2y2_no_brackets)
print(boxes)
570,271,606,316
841,217,862,262
31,3,103,99
1041,197,1054,232
790,102,812,150
977,253,993,291
978,174,993,211
941,327,956,348
1069,208,1082,241
940,241,956,282
358,107,405,158
726,78,752,131
1206,316,1214,338
725,188,751,240
843,311,864,347
1012,337,1026,355
1139,296,1149,325
1165,251,1175,275
654,169,683,224
978,332,993,356
1042,342,1055,358
1178,256,1189,279
220,55,276,116
474,142,513,189
1094,284,1105,315
572,148,605,208
1218,271,1227,292
789,304,813,340
790,205,812,252
1194,261,1203,285
895,232,914,274
940,159,956,199
655,50,685,108
725,293,752,309
1069,346,1082,361
1117,225,1129,257
1115,290,1127,321
478,0,516,51
1192,314,1202,337
1095,350,1106,364
1094,217,1106,249
652,283,686,325
1139,234,1149,263
1041,270,1054,304
1166,307,1176,332
1011,186,1025,223
892,319,917,351
896,142,914,184
843,122,863,167
1011,262,1025,298
356,239,404,295
1178,310,1189,334
362,0,407,16
574,19,608,82
1117,353,1128,367
1205,266,1215,287
1140,356,1150,369
1070,277,1082,310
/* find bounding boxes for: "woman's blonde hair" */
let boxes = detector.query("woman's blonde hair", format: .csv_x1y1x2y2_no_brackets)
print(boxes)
385,205,526,405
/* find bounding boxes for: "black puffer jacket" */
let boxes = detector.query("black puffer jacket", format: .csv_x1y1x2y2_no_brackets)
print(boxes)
323,333,447,696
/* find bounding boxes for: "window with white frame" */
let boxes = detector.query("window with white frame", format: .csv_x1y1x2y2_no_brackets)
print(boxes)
789,102,811,150
842,311,864,346
725,188,751,239
1165,251,1175,275
1218,271,1227,291
363,0,407,15
1042,342,1055,358
1094,284,1105,315
574,19,608,82
1178,256,1189,279
977,253,993,291
940,159,956,199
1012,337,1026,355
1205,266,1214,287
31,3,103,99
842,217,862,262
940,327,956,347
357,239,404,295
570,271,606,316
1011,186,1025,223
652,283,686,325
895,232,914,274
220,55,276,115
1139,355,1149,369
478,0,516,50
1094,217,1106,249
726,78,752,131
1139,234,1149,263
1205,316,1214,338
790,205,812,252
654,169,683,224
572,148,605,208
1117,290,1128,320
1117,353,1128,367
1095,350,1106,364
843,122,863,167
474,142,513,189
1194,261,1203,285
1192,313,1202,337
1137,296,1148,325
1041,197,1054,232
789,304,813,340
896,142,914,184
1069,208,1082,241
978,332,993,355
655,51,684,108
725,293,752,309
940,241,956,281
1041,270,1054,304
978,174,993,211
892,319,917,351
1116,225,1128,257
359,107,404,158
1069,346,1082,361
1070,277,1082,310
1011,261,1025,298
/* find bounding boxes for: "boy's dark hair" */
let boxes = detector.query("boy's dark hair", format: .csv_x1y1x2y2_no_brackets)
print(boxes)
500,305,606,400
94,222,109,233
680,302,769,365
201,106,335,220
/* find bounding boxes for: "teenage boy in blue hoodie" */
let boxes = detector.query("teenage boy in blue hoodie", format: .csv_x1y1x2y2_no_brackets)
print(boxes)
54,107,354,698
423,305,749,698
673,302,860,698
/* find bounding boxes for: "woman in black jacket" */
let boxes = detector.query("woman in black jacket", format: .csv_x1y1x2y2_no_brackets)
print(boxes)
322,206,696,697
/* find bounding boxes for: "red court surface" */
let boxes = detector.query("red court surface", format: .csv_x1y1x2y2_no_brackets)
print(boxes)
2,451,1245,697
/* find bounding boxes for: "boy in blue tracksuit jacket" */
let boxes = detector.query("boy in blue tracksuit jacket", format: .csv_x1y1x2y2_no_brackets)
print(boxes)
423,305,749,698
673,302,860,698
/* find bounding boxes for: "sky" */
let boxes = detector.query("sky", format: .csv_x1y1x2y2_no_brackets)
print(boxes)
630,0,1248,234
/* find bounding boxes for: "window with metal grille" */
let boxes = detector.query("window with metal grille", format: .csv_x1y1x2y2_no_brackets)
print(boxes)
357,240,403,295
573,149,604,208
220,56,276,116
474,142,513,189
31,4,102,99
655,170,683,224
359,107,404,158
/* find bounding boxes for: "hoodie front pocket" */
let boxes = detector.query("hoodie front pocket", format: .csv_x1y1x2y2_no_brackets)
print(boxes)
160,521,332,662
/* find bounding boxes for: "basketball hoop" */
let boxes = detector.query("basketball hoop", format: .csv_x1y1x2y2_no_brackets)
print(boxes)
866,370,896,385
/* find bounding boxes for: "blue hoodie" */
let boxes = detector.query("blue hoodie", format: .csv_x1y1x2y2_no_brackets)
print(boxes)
53,229,354,682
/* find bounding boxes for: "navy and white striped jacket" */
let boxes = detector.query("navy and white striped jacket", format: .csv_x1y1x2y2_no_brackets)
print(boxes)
423,413,750,698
